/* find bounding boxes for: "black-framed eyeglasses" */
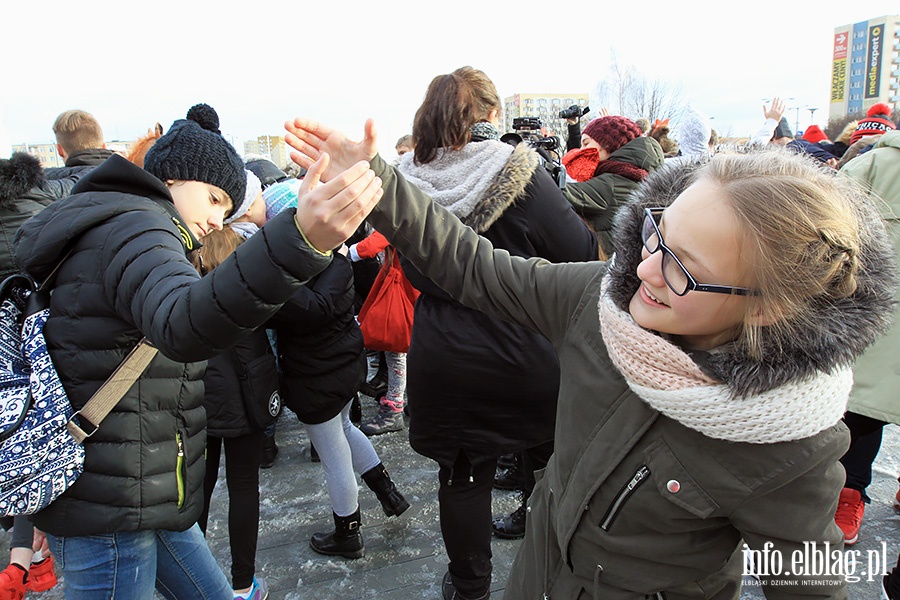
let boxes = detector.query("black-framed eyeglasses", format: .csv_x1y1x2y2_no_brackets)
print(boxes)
641,208,760,297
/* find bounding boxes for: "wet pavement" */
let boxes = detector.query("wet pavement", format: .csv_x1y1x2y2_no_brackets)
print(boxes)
4,397,900,598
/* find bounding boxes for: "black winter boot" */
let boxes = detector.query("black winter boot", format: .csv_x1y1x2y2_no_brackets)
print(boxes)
362,463,410,517
491,499,527,539
309,509,364,559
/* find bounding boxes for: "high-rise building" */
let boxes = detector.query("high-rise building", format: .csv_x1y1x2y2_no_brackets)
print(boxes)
243,135,290,170
503,94,590,140
830,15,900,121
11,139,137,168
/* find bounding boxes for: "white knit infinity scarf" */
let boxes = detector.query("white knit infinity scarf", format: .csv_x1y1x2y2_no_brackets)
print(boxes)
397,140,513,221
597,278,852,444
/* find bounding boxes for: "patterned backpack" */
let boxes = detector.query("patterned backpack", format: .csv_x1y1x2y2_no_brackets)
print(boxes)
0,265,157,516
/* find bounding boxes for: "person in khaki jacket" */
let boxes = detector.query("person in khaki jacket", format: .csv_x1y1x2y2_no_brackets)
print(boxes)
284,118,898,599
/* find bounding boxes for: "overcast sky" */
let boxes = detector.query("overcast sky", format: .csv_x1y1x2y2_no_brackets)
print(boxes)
1,1,897,161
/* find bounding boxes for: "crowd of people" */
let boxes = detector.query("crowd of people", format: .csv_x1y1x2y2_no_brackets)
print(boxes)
1,66,900,600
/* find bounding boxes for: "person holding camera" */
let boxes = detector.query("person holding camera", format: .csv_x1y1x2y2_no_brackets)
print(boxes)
561,113,664,259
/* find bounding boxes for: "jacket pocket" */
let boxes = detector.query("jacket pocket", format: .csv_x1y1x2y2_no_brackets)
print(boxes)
599,464,651,531
643,438,718,519
175,430,186,510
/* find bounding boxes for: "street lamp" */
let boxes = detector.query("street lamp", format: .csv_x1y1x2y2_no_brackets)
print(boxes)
807,107,819,127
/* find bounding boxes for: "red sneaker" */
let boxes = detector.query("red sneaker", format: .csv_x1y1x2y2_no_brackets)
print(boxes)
835,487,865,545
26,556,57,592
0,564,27,600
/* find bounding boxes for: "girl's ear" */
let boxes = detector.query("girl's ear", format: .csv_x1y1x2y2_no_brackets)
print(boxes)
746,302,784,328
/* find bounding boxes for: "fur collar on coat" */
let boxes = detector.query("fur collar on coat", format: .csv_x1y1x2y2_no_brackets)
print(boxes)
605,152,898,397
398,141,539,234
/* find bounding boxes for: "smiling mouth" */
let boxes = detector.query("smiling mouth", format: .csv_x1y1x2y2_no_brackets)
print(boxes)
642,284,669,307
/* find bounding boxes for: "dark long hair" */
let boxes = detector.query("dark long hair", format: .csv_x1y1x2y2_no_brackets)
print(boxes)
412,66,501,165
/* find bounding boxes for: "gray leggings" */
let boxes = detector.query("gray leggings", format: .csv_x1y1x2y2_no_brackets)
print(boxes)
302,400,381,517
0,514,33,550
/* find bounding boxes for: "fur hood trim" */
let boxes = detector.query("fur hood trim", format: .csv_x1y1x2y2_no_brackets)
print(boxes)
606,151,898,397
0,153,45,206
399,141,538,234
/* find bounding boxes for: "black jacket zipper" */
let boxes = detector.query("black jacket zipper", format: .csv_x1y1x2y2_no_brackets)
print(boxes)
600,465,650,531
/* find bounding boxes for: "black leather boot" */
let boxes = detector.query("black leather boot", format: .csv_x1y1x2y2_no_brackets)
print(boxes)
362,463,410,517
309,509,364,559
491,500,527,539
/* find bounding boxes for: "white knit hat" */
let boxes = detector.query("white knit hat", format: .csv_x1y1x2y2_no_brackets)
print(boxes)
225,170,261,224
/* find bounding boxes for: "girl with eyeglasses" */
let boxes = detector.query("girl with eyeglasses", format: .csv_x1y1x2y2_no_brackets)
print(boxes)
284,118,897,599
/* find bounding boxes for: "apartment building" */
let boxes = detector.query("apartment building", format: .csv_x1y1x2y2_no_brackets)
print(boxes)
503,93,590,140
830,15,900,120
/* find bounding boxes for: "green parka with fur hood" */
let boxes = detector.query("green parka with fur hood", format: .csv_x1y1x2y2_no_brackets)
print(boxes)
365,150,897,599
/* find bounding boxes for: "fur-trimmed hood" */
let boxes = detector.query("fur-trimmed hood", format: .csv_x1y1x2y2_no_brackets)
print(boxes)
398,141,539,234
0,153,45,207
606,152,898,397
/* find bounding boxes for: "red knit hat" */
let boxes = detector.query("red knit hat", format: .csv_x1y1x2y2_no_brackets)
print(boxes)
582,116,642,154
850,103,896,145
801,124,828,144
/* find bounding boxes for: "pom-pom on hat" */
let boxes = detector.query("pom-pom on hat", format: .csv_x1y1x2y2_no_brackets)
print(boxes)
225,170,261,224
263,178,300,222
582,116,642,155
801,124,828,144
850,103,896,146
144,103,246,216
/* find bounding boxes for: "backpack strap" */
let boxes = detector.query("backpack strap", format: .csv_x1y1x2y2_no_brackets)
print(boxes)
66,338,159,443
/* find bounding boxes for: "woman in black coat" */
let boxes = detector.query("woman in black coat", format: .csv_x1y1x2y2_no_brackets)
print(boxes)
394,66,599,600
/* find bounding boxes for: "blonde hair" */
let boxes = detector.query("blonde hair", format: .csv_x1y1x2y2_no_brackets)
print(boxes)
190,226,244,275
52,109,104,154
836,120,859,145
700,150,862,358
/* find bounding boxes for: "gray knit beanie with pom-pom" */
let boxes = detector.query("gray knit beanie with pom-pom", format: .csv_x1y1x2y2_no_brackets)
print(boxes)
144,103,245,215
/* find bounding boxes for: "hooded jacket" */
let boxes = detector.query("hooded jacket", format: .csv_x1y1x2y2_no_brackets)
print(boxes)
14,155,331,536
0,153,86,278
365,151,897,598
563,136,664,256
269,253,366,425
396,140,598,467
841,130,900,425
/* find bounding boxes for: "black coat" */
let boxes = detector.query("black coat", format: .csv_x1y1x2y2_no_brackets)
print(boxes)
202,327,274,438
14,155,331,536
399,143,599,467
270,253,366,424
0,153,88,278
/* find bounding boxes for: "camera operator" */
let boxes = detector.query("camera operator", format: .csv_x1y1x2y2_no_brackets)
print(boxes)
560,113,664,259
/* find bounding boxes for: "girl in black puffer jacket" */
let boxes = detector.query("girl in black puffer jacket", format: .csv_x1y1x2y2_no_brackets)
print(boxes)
13,103,383,599
265,189,411,561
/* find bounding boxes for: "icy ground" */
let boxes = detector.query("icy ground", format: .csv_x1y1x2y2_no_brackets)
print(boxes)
5,400,900,598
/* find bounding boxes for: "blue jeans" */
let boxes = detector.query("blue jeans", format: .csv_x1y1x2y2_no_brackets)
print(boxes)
48,524,231,599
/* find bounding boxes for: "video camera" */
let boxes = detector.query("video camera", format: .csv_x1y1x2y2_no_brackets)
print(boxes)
559,104,590,120
500,117,565,189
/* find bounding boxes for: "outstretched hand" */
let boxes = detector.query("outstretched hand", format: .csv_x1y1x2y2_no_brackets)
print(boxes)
285,118,379,183
294,153,383,253
763,98,786,122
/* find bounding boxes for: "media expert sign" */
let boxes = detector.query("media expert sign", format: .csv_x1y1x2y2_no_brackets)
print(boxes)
831,32,847,102
866,25,884,99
